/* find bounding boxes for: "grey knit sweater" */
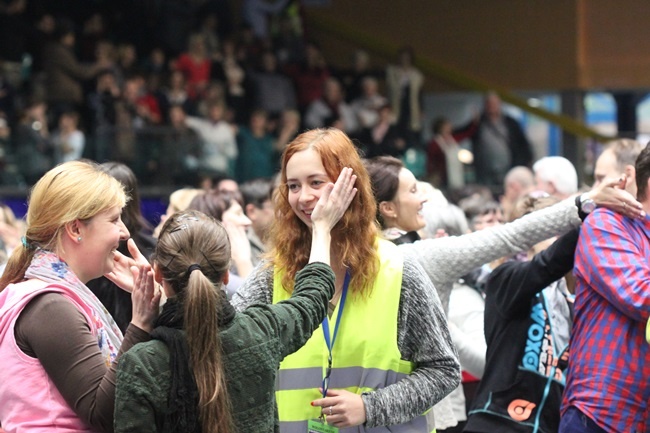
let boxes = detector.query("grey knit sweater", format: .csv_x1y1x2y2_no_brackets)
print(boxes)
399,197,582,314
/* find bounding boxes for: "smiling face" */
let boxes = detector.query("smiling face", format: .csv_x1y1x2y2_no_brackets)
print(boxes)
286,148,333,227
77,206,130,282
391,168,427,232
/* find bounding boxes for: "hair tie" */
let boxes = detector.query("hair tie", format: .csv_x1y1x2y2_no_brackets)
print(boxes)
187,264,202,274
21,236,35,250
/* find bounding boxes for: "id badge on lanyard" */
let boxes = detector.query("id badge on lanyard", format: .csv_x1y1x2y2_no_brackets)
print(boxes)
310,271,350,432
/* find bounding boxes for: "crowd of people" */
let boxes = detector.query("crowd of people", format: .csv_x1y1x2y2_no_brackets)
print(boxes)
0,1,537,195
0,2,649,433
0,127,647,433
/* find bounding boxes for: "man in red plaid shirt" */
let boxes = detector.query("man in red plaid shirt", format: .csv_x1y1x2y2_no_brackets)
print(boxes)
560,143,650,433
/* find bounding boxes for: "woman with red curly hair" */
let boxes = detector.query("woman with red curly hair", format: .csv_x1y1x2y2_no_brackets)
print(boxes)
232,128,460,432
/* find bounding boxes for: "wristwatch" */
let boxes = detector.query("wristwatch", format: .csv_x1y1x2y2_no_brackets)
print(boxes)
576,193,596,220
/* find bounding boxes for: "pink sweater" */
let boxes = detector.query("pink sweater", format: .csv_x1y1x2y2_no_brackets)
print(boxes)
0,280,96,433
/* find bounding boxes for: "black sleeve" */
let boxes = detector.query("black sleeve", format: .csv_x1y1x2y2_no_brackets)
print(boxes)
486,227,580,319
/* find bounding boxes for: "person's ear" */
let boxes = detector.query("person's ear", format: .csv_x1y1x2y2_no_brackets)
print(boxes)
379,201,397,220
153,263,164,284
222,269,229,286
624,165,636,183
64,220,83,243
245,203,257,220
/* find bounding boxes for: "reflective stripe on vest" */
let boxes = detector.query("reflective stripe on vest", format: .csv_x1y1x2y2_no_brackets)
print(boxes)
272,238,432,432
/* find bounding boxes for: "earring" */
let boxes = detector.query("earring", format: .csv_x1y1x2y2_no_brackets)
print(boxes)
77,236,82,242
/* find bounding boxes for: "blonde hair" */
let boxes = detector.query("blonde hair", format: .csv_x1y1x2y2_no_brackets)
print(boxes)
0,161,127,290
154,210,233,433
170,188,203,213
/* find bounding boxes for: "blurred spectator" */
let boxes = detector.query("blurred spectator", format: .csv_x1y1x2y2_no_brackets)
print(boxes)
141,47,167,80
196,79,226,118
241,0,290,42
120,74,163,126
0,202,24,273
211,38,251,124
196,12,222,61
115,42,139,85
13,98,52,185
159,69,193,120
285,40,330,110
350,76,388,130
357,103,406,158
386,46,424,145
0,0,30,69
236,109,275,183
338,49,383,103
41,17,108,125
240,177,274,266
51,110,85,163
172,33,211,100
0,116,9,161
185,101,237,178
86,69,120,161
304,77,358,133
24,13,56,91
213,174,240,194
427,116,474,190
78,13,107,62
159,104,201,186
455,92,533,187
274,108,300,156
0,61,17,125
500,166,535,221
533,156,578,200
153,187,203,238
249,50,296,117
272,12,305,66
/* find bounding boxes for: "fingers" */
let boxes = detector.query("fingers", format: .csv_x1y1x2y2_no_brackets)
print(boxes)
601,174,626,188
127,238,148,265
329,167,357,211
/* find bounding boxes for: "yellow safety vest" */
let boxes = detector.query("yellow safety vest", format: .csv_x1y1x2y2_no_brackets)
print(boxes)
273,239,432,432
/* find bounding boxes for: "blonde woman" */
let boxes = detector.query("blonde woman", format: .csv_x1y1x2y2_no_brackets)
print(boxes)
0,161,159,432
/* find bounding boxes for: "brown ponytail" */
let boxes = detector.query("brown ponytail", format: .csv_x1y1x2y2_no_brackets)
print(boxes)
155,210,234,433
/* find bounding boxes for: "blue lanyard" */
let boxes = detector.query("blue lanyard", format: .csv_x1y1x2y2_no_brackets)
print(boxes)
320,270,350,398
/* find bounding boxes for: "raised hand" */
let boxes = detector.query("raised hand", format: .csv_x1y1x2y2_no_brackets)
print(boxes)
308,168,357,265
587,174,645,219
129,263,161,333
310,167,358,233
105,238,150,292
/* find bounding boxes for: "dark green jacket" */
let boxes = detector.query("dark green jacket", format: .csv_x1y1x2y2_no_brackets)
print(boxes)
114,262,335,433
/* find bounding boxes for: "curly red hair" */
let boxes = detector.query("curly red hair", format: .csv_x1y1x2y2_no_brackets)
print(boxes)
267,128,380,296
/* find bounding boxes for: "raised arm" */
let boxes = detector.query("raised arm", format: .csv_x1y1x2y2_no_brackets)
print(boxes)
240,167,357,358
400,176,643,311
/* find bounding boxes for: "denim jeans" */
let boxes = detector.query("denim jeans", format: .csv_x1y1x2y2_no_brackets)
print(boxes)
558,406,607,433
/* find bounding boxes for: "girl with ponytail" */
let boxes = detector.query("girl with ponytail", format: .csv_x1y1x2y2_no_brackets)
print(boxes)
114,168,357,432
